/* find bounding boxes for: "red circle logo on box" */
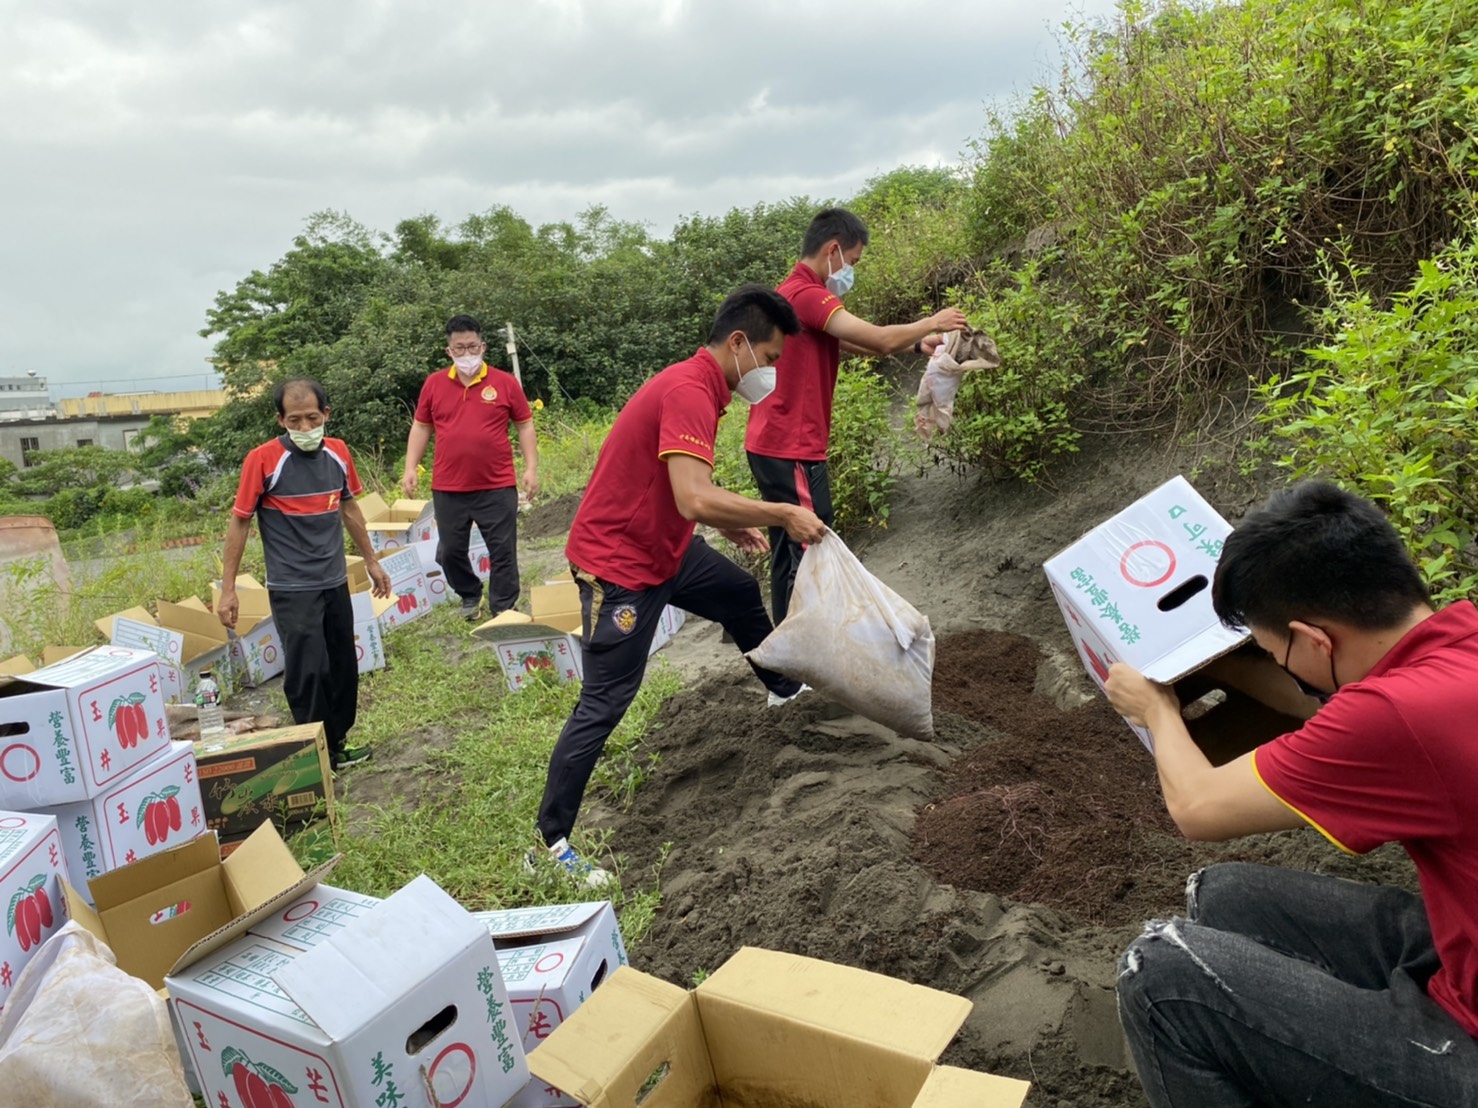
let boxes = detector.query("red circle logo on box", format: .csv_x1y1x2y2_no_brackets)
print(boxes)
283,900,319,923
1120,540,1176,588
0,744,41,783
428,1042,477,1107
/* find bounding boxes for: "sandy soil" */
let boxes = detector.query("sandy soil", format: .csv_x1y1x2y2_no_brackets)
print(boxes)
585,434,1419,1107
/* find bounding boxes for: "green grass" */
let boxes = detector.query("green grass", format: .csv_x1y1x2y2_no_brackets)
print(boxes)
305,603,681,943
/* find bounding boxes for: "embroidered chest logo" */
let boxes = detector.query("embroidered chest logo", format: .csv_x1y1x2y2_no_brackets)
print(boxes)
481,385,498,403
612,605,638,635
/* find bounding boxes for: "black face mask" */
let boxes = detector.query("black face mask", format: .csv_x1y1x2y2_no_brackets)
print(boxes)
1280,634,1335,703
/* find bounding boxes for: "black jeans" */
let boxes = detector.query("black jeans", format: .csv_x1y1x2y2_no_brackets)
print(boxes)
1118,862,1478,1106
536,537,800,846
747,451,834,624
433,487,519,615
267,584,359,758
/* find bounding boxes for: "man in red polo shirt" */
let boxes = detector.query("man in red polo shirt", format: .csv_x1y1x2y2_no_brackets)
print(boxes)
401,314,538,620
747,207,970,623
532,285,828,886
1105,481,1478,1106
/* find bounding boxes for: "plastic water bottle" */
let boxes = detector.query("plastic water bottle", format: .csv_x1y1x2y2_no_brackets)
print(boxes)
196,671,226,738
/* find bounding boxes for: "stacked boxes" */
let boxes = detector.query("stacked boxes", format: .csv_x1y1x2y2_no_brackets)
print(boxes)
0,811,72,1007
167,874,530,1108
0,647,206,906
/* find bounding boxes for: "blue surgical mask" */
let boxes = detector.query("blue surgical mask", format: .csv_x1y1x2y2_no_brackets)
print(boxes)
825,245,855,297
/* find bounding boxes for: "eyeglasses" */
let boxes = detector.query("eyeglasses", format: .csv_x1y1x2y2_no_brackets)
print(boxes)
448,343,484,355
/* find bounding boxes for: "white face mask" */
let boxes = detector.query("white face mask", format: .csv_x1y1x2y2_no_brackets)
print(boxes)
288,425,326,451
453,353,483,374
825,244,855,297
734,338,777,405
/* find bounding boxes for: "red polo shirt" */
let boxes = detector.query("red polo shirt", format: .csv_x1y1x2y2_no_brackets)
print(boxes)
744,261,844,462
1253,602,1478,1036
565,348,730,590
413,364,533,492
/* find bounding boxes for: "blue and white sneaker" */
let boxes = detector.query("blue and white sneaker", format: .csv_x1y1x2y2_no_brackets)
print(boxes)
767,683,812,708
526,837,612,889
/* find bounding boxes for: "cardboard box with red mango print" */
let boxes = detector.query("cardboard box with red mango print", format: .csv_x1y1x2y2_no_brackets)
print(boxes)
40,740,205,902
0,810,72,1008
0,646,170,808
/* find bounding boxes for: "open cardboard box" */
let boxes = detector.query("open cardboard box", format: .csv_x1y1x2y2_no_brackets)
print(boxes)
210,574,284,687
528,946,1030,1108
62,820,336,991
356,492,434,553
1043,475,1318,760
98,600,239,699
168,873,529,1108
0,654,35,675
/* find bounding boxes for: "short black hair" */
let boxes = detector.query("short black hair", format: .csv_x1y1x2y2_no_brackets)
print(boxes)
274,378,328,416
1212,480,1430,633
445,313,482,337
707,284,801,345
802,207,870,258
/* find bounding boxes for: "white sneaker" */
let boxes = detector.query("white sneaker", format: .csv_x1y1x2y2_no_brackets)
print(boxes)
767,683,812,708
530,837,612,889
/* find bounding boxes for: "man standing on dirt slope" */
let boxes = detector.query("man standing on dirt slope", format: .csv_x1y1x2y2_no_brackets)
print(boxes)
746,206,969,624
219,378,392,771
1104,481,1478,1106
532,285,828,887
401,313,539,622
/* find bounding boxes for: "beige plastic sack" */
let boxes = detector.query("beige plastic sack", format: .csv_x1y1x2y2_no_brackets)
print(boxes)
0,921,193,1107
749,530,935,738
914,326,1002,441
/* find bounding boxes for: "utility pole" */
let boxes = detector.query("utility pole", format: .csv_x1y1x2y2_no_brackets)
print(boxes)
504,322,522,386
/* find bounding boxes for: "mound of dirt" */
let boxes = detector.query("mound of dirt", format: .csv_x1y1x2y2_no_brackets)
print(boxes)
520,492,582,542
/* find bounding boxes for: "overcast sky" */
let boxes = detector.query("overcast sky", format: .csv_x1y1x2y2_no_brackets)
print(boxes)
0,0,1120,399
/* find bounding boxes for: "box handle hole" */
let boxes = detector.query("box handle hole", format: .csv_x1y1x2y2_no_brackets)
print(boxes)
1156,575,1208,612
407,1004,457,1055
590,957,608,992
636,1061,670,1105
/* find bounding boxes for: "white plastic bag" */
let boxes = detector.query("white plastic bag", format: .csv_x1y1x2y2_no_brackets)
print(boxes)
749,530,935,738
914,327,1002,441
0,921,193,1107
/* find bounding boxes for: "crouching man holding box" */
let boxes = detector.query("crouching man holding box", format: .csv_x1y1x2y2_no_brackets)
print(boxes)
1105,480,1478,1107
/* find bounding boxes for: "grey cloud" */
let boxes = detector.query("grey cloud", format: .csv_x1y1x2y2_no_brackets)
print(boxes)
0,0,1120,393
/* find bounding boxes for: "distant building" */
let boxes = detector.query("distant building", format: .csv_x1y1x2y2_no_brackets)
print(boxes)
0,374,54,421
0,388,227,469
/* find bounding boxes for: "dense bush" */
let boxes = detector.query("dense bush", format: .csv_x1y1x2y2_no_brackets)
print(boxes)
966,0,1478,420
1254,232,1478,603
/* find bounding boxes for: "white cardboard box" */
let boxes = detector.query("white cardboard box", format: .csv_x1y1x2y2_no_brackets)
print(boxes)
0,646,171,807
349,593,393,675
410,538,456,607
1042,476,1249,749
376,547,432,631
42,740,205,898
169,874,528,1108
474,902,629,1108
0,811,72,1008
248,882,383,947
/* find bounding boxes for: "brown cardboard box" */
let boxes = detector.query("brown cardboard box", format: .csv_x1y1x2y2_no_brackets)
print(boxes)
528,947,1030,1108
194,723,334,839
62,821,336,990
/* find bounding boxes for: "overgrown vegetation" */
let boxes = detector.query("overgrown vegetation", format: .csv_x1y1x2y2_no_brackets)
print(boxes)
964,0,1478,421
1254,237,1478,603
